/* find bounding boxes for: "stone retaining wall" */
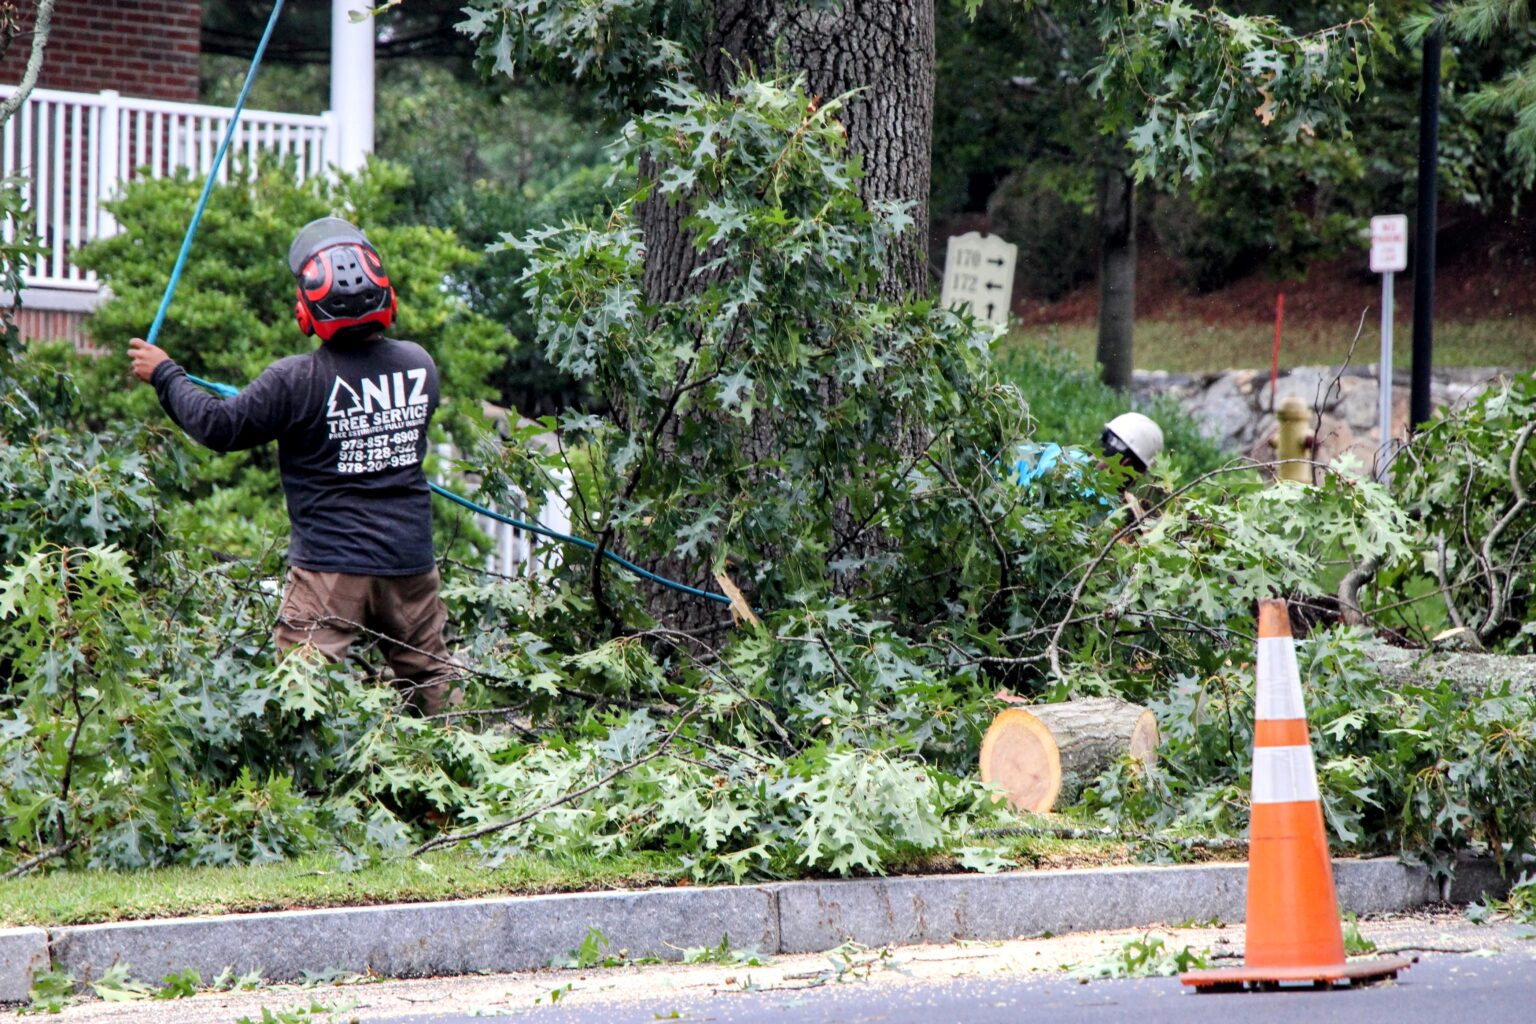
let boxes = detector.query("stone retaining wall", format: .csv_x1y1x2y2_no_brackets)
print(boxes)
1133,365,1510,469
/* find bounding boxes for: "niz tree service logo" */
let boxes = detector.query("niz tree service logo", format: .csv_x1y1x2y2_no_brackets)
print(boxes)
325,369,430,473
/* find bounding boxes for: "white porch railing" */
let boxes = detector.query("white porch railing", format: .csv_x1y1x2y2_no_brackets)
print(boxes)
436,440,574,579
480,486,575,579
0,86,336,292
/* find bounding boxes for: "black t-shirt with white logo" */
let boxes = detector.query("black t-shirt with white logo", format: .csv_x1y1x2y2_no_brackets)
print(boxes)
151,336,440,576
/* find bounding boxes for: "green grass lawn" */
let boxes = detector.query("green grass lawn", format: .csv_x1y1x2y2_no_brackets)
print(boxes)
0,849,682,928
1012,318,1536,373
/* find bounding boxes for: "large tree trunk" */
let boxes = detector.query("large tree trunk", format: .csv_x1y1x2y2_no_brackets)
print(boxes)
641,0,934,306
1095,168,1135,392
631,0,937,627
699,0,934,297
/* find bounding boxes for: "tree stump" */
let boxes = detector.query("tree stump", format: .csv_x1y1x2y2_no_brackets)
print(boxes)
978,698,1159,813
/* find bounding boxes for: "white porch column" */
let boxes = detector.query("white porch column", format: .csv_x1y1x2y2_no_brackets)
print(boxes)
329,0,375,172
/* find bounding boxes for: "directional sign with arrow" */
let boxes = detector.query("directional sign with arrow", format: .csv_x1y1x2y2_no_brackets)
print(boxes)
940,232,1017,326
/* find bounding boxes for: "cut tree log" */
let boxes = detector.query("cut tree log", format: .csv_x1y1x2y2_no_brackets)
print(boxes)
1365,645,1536,696
979,698,1159,813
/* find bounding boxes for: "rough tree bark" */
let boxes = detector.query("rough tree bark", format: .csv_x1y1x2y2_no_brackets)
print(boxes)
1366,646,1536,697
639,0,935,304
631,0,937,627
1095,167,1135,392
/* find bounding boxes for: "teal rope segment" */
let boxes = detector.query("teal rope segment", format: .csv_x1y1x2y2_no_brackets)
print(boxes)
144,0,286,352
428,483,731,606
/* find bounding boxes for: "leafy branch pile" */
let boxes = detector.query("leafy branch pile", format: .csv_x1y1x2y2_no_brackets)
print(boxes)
1090,627,1536,876
1387,372,1536,654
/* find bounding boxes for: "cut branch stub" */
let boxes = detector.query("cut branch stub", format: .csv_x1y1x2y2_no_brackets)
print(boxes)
979,698,1159,813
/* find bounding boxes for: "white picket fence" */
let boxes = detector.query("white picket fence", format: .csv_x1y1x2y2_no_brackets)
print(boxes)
0,86,335,291
436,437,575,580
478,486,575,579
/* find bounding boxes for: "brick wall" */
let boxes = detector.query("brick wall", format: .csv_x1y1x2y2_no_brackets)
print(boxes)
0,0,201,102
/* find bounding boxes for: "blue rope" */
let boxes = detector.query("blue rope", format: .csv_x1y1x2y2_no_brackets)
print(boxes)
143,0,730,607
428,483,730,605
144,0,284,405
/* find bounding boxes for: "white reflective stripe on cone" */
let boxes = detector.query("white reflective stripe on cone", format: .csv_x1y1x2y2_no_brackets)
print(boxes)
1255,637,1305,720
1251,745,1320,804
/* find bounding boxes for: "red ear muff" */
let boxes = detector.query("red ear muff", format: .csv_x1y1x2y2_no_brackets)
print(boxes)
294,290,314,336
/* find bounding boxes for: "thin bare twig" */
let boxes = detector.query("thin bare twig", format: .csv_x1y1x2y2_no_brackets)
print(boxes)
1434,535,1478,642
1476,421,1535,635
1305,307,1370,486
925,453,1012,600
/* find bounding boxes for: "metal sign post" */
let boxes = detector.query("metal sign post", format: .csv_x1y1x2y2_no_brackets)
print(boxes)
941,232,1017,326
1370,215,1408,481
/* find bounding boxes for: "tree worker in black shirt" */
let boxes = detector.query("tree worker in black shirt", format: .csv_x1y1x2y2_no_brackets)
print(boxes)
127,217,462,716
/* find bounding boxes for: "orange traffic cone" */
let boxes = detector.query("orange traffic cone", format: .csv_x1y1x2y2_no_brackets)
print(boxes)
1180,600,1412,992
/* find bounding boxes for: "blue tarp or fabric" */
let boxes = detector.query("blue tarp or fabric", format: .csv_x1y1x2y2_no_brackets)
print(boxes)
1008,442,1093,487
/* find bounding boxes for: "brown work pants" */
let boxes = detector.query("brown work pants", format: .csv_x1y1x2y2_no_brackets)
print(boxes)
274,566,461,715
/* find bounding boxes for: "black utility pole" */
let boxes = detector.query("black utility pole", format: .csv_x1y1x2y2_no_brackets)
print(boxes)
1411,15,1442,432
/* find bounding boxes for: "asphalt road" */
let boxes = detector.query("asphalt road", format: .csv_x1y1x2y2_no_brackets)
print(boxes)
370,950,1536,1024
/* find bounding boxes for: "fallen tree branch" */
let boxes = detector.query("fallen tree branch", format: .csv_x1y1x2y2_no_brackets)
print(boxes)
410,708,697,857
1476,420,1535,637
1338,553,1383,627
1433,535,1478,642
1045,457,1331,679
1,836,79,881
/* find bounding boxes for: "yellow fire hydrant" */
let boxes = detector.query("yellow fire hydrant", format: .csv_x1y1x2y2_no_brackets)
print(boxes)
1275,395,1313,483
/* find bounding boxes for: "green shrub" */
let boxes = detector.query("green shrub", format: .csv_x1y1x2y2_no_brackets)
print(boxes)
984,166,1096,301
1146,139,1367,291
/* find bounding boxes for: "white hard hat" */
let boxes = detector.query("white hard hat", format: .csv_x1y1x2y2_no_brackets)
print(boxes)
1103,412,1164,472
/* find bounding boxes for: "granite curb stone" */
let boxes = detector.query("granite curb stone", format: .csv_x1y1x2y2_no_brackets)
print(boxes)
772,859,1447,954
0,927,48,1002
772,863,1248,952
49,886,779,986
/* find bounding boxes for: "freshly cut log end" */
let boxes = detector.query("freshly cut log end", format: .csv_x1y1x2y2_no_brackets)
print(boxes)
978,708,1062,813
979,698,1159,813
